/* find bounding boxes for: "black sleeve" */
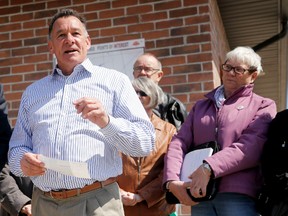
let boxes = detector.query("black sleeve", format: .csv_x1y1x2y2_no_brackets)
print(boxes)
0,84,12,171
0,164,32,216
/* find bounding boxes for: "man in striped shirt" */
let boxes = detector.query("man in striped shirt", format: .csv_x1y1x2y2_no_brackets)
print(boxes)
8,9,155,216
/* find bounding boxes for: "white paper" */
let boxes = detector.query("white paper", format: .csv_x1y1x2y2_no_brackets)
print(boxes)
39,155,91,179
180,148,213,182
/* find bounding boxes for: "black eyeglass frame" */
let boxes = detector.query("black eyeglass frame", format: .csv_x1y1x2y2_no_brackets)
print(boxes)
135,90,148,97
133,66,160,74
221,64,257,75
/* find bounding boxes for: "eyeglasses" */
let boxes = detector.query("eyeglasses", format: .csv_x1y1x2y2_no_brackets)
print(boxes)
135,90,148,97
221,64,257,75
133,66,160,75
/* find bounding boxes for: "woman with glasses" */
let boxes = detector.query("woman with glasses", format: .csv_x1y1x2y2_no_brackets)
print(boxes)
117,77,177,216
163,46,277,216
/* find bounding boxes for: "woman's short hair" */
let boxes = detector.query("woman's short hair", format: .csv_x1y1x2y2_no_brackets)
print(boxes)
132,77,164,109
225,46,263,74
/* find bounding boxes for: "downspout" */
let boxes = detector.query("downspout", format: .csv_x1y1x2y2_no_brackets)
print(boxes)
252,18,288,51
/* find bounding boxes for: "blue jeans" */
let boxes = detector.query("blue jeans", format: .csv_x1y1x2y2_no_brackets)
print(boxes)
191,193,260,216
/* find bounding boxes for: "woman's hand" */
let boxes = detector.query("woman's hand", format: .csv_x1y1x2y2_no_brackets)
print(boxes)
169,180,199,206
188,164,211,198
120,189,144,206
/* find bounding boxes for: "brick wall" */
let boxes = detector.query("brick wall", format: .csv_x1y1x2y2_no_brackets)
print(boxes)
0,0,228,214
0,0,228,127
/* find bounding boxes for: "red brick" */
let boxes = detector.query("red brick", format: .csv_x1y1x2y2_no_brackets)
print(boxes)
12,82,32,91
127,5,153,15
175,83,202,93
112,0,138,8
128,23,154,33
160,56,186,66
23,20,46,29
47,1,71,9
113,15,139,26
187,53,212,63
115,34,141,42
0,67,11,76
155,1,182,11
187,34,211,43
88,20,111,30
12,47,35,57
0,40,22,49
142,30,169,40
0,75,23,83
12,64,35,74
11,30,34,40
174,64,202,74
156,37,184,48
0,0,8,7
101,27,126,37
184,0,209,6
84,2,111,12
11,13,33,22
186,15,210,25
22,2,45,12
172,44,200,55
170,7,198,18
24,37,47,46
36,63,53,71
0,6,20,15
99,9,124,19
161,75,187,85
24,54,48,64
188,72,213,82
0,23,21,33
141,12,168,22
25,72,49,81
156,19,183,29
0,57,22,67
0,50,10,58
35,28,48,37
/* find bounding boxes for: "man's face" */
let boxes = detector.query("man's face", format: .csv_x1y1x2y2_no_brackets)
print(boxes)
133,55,163,83
48,16,91,75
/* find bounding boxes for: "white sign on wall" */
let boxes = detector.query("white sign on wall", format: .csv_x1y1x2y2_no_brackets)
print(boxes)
88,38,145,80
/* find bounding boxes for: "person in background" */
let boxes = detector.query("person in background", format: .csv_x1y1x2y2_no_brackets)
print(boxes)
0,164,33,216
8,9,155,216
133,53,187,130
118,77,176,216
163,46,277,216
0,84,12,171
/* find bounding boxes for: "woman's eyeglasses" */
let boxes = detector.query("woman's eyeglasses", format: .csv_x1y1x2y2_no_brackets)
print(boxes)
221,64,257,75
135,90,148,97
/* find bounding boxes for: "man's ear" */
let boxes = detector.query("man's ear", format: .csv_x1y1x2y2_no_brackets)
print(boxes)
48,41,54,54
86,35,91,50
155,71,164,82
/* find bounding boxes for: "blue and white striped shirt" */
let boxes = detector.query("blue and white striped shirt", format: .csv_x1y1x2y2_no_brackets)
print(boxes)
9,58,155,191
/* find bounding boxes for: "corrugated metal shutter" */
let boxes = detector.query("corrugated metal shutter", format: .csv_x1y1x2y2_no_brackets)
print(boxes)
217,0,284,109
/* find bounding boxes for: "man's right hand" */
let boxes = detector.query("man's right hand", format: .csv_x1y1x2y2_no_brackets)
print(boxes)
20,153,46,176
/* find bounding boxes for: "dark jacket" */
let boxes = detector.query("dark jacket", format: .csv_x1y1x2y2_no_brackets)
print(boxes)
153,92,187,131
258,109,288,216
0,84,12,171
0,164,33,216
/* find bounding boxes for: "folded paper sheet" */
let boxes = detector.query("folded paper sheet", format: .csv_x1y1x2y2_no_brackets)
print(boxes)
180,147,213,182
39,155,91,179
